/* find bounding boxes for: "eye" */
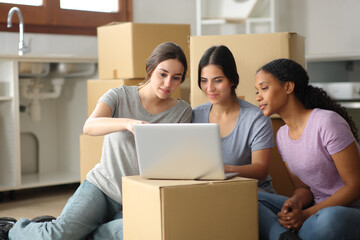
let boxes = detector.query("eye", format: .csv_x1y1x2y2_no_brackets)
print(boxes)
200,78,207,83
173,76,181,81
159,72,167,78
262,87,268,91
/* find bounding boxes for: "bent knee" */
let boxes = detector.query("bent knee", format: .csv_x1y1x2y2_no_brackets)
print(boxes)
303,206,360,239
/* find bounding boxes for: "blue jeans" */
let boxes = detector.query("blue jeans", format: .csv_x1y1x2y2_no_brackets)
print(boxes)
258,191,360,240
9,180,123,240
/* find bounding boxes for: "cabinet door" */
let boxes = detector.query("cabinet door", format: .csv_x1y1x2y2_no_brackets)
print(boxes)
284,0,360,60
0,60,20,191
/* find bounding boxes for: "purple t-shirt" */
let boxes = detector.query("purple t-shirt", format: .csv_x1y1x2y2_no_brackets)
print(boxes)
277,108,360,209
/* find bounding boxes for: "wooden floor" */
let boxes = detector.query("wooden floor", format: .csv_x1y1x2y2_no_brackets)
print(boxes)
0,183,79,220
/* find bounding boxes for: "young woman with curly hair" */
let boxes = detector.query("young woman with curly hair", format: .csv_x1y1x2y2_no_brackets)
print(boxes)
255,58,360,240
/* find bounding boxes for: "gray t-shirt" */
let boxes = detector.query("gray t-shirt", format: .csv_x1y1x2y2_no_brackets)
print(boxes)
192,99,275,193
86,85,192,204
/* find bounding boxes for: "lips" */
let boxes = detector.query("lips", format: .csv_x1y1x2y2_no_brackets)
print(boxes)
259,104,266,111
160,87,170,95
207,93,218,99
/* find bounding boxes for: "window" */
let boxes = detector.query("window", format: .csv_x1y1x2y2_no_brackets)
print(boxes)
0,0,42,6
60,0,118,13
0,0,132,35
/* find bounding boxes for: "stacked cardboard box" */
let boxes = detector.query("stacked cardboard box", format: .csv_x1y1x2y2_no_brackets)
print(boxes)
80,22,191,182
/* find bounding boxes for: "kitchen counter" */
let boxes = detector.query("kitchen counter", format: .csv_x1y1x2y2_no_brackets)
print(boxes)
0,54,97,63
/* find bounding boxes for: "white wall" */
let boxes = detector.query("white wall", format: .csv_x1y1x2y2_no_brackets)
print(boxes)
0,32,97,58
132,0,197,35
277,0,360,60
1,0,359,60
0,0,196,57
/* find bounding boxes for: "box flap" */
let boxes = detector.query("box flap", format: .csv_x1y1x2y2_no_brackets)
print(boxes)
97,21,129,28
123,175,256,188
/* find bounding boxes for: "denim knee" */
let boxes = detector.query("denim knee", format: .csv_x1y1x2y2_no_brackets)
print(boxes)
300,206,360,240
314,206,354,228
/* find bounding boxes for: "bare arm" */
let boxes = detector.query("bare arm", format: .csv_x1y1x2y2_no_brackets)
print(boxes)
223,148,272,180
277,163,313,230
285,162,314,208
83,101,147,136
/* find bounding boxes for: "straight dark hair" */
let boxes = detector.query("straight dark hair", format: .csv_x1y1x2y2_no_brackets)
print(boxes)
145,42,187,83
257,58,359,142
198,45,239,95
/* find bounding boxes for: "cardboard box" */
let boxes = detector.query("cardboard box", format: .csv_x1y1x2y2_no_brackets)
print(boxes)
97,22,191,79
190,32,305,107
79,134,104,182
87,79,182,116
269,118,294,197
123,175,258,240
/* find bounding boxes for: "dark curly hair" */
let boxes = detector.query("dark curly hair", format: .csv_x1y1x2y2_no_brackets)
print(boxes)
198,45,239,96
257,58,359,142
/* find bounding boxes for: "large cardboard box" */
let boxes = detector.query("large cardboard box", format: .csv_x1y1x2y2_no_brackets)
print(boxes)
87,79,182,116
79,134,104,182
97,22,191,79
190,32,305,107
123,175,258,240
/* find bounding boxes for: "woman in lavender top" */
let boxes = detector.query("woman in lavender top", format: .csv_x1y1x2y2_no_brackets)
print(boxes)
255,58,360,240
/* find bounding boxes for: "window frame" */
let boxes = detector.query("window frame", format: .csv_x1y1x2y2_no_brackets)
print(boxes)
0,0,132,35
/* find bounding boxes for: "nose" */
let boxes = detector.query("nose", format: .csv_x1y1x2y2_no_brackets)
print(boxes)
256,92,262,102
206,81,215,92
164,76,171,87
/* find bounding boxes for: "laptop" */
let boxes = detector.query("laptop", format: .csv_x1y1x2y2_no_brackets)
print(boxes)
133,123,238,180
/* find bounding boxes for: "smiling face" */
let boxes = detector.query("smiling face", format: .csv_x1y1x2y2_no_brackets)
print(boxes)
255,70,290,117
148,58,184,99
200,64,234,105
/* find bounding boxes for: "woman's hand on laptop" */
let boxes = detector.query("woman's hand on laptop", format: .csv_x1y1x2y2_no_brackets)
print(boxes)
126,119,149,134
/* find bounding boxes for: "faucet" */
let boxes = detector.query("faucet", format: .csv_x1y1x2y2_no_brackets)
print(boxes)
7,7,30,56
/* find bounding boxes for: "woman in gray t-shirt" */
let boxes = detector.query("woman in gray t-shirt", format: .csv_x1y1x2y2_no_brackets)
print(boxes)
6,42,192,240
192,45,275,193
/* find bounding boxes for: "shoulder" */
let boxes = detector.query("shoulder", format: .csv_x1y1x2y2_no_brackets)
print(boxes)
313,108,345,123
239,99,269,122
103,85,136,98
192,102,211,114
193,102,211,110
310,109,349,132
117,85,138,96
311,109,355,152
239,99,262,114
174,98,192,111
192,102,211,123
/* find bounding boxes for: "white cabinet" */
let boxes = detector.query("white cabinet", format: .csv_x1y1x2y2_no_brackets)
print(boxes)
0,60,19,190
0,56,97,192
196,0,275,36
278,0,360,61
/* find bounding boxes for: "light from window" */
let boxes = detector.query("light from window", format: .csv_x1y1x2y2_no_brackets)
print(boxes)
60,0,119,13
0,0,42,6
